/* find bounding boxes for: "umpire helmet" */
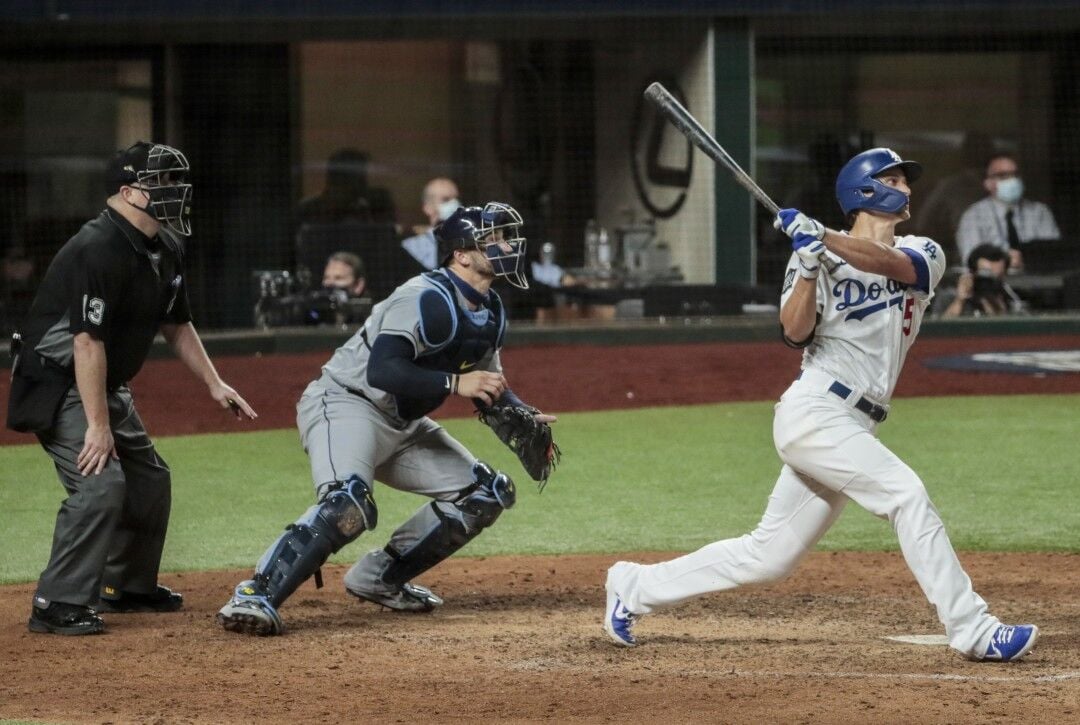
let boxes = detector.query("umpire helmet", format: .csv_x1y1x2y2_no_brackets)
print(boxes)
835,147,922,216
106,141,193,236
434,202,529,289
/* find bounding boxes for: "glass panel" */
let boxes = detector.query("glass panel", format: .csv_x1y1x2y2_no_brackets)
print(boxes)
0,58,152,335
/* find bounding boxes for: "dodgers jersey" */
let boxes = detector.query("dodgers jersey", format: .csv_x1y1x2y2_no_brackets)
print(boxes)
322,270,504,422
780,234,946,403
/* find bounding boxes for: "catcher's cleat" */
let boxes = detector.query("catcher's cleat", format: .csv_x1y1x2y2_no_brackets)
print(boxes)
217,580,283,636
98,584,183,613
603,570,639,647
346,581,443,612
28,600,105,636
975,624,1039,662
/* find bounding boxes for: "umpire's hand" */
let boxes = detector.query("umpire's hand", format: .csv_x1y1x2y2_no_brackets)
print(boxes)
209,381,258,420
78,422,119,477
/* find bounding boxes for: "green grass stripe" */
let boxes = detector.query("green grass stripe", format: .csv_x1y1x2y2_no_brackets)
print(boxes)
1,394,1077,585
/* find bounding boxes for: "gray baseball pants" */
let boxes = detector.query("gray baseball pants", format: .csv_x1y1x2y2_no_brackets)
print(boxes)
34,386,171,607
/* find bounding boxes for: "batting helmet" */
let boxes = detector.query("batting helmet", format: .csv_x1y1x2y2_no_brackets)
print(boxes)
106,141,193,236
835,147,922,216
434,202,529,289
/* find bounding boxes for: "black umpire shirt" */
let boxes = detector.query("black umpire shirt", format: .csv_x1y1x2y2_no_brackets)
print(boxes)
7,208,192,431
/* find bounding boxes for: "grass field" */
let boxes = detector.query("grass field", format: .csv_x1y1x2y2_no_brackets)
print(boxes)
2,394,1077,585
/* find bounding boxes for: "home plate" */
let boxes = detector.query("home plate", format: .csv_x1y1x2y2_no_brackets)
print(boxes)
884,634,950,646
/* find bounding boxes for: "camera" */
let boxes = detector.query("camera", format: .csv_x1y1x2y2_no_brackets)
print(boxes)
252,270,371,328
972,269,1004,300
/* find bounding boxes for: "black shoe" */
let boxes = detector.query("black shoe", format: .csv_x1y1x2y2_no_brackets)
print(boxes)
97,584,184,613
28,602,105,635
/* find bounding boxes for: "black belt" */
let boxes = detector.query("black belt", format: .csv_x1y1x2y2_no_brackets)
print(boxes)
827,380,888,423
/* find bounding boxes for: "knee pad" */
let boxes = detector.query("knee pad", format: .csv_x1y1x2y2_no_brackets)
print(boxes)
380,461,515,586
454,460,516,533
254,474,376,607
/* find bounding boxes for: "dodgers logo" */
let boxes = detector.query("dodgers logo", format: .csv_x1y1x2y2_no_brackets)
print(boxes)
833,277,905,321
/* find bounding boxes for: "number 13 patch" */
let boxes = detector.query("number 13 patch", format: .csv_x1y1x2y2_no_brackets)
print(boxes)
83,295,105,325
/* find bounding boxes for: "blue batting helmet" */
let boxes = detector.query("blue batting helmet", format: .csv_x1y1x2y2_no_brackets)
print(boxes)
835,147,922,216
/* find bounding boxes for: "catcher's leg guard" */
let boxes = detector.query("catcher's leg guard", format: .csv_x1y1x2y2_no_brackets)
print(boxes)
380,461,515,587
257,474,377,607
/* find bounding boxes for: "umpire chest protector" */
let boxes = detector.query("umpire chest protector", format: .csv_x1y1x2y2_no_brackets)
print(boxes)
416,270,506,376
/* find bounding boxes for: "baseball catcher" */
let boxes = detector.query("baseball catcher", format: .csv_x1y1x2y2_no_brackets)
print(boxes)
218,201,560,636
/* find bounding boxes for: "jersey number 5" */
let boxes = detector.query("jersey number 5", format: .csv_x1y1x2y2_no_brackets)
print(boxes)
902,296,914,337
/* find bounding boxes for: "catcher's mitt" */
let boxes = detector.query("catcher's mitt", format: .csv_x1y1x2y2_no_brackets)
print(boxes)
477,404,561,489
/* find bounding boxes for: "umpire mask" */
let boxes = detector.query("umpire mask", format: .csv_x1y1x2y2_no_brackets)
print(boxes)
109,142,193,236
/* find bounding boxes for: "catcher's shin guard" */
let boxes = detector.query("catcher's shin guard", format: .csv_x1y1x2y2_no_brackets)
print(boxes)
381,461,515,586
255,474,377,607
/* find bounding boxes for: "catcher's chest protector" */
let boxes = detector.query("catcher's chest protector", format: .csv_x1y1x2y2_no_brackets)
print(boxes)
417,271,506,373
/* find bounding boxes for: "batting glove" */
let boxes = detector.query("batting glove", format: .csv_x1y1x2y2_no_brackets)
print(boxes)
774,208,825,243
792,232,825,279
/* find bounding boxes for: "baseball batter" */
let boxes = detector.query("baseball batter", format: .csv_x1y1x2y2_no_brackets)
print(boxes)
603,148,1039,662
218,202,557,636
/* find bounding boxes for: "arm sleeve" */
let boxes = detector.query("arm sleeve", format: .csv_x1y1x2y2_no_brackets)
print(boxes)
367,333,454,397
896,236,947,298
68,246,123,342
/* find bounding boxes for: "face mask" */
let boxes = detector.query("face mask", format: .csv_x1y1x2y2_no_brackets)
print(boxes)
995,176,1024,204
437,198,461,221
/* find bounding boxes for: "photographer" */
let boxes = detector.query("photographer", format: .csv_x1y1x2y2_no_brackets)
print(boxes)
941,244,1023,318
305,251,371,326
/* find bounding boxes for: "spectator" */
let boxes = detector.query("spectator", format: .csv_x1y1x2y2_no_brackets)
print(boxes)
914,131,995,261
296,148,397,227
938,243,1023,318
322,251,367,298
400,177,461,271
956,153,1060,271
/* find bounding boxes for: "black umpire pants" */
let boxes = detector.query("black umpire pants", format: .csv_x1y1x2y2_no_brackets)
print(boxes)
34,386,171,608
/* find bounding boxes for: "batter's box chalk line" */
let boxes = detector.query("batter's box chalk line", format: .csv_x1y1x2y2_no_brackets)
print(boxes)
884,634,950,646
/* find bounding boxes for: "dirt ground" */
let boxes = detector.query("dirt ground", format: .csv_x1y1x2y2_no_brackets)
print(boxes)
2,333,1079,723
0,554,1077,724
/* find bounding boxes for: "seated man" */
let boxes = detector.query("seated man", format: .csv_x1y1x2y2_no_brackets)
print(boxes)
938,243,1023,318
400,177,461,271
955,153,1060,272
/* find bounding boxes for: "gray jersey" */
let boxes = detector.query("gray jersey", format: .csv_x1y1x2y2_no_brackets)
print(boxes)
321,273,502,423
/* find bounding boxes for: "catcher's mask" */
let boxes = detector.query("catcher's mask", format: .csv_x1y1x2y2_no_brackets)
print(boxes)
435,202,529,289
107,141,193,236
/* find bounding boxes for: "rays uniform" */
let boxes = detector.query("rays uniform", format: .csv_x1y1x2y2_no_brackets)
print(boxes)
605,148,1039,663
220,202,536,636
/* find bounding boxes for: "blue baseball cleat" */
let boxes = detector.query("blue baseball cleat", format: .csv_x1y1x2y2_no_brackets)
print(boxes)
980,624,1039,662
217,580,283,636
603,580,639,647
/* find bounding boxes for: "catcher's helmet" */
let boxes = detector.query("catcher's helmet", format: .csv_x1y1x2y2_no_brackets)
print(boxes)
835,147,922,216
434,202,529,289
106,141,193,236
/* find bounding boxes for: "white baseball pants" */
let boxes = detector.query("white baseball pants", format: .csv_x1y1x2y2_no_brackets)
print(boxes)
608,370,1000,658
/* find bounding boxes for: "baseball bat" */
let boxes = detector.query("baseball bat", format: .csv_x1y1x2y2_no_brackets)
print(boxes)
643,81,834,271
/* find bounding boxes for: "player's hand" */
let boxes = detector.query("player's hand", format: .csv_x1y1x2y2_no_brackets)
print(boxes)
774,208,825,244
78,422,118,477
210,381,258,420
793,232,826,279
457,371,506,407
955,273,974,300
534,412,557,424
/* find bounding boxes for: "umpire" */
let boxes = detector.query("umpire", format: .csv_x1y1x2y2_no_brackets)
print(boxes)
6,141,257,635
